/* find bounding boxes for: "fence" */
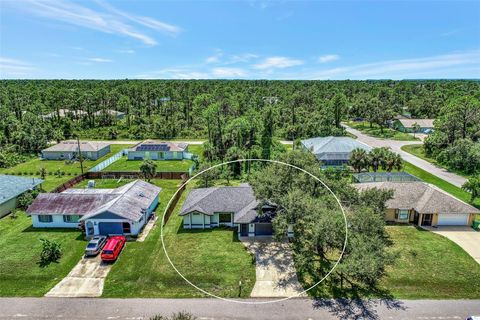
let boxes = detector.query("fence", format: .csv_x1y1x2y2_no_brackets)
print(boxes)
162,182,186,225
89,149,126,172
52,171,189,193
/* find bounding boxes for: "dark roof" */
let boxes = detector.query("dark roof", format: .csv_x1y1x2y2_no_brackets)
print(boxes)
354,181,480,215
129,140,188,152
179,184,273,223
0,175,43,205
27,180,162,222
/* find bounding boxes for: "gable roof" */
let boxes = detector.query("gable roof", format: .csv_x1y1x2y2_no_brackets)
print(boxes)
27,180,161,222
354,181,479,215
93,109,125,117
301,136,371,160
179,184,266,223
0,175,43,205
42,140,110,153
129,140,188,152
397,119,434,128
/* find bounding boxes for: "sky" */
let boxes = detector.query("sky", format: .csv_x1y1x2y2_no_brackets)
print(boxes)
0,0,479,80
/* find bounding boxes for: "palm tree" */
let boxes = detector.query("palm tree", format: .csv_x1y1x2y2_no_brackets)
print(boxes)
39,167,47,180
368,148,386,172
412,122,421,138
384,151,403,172
140,160,157,182
349,148,368,173
462,176,480,202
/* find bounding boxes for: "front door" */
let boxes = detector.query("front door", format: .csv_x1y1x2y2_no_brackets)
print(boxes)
421,214,433,226
413,211,419,225
240,224,248,236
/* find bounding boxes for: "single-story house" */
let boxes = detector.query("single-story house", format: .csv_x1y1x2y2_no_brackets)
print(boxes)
0,175,43,218
301,136,372,166
393,119,434,133
41,140,111,160
127,140,189,161
179,184,290,237
26,180,161,236
354,181,479,227
93,109,126,120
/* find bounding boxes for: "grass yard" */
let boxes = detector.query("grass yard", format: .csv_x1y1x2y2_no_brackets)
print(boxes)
95,179,256,298
346,121,419,141
103,157,194,172
187,144,204,161
403,161,480,209
401,144,471,179
379,226,480,299
0,212,85,296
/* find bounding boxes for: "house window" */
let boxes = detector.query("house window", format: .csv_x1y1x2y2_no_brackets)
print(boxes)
219,213,232,223
159,152,165,159
123,222,131,233
63,215,80,223
398,209,409,220
38,215,53,223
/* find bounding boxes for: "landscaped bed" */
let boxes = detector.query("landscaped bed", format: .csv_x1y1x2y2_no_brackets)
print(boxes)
346,121,419,141
102,157,194,172
0,211,85,296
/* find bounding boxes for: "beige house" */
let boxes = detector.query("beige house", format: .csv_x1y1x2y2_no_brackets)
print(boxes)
354,181,479,227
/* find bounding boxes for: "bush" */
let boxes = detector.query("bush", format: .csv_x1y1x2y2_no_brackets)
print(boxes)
39,239,62,267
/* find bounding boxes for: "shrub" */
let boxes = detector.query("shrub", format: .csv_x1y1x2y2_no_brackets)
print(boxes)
149,312,196,320
39,239,62,267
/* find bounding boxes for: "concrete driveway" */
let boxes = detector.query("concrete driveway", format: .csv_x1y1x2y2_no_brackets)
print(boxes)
242,239,305,298
426,226,480,264
45,255,113,297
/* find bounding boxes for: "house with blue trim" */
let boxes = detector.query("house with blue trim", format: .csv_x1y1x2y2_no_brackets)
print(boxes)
127,140,189,161
0,175,43,218
26,180,161,237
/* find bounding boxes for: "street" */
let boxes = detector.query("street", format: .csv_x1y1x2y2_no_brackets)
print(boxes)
0,298,478,320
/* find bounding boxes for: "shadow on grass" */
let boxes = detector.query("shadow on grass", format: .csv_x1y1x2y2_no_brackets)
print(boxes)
22,226,84,240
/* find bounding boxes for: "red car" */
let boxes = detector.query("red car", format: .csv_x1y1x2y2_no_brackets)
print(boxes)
101,236,126,262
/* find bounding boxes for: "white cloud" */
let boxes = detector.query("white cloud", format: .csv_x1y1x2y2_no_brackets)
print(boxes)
253,56,304,70
11,0,181,46
211,67,247,78
226,53,258,64
117,49,135,54
318,54,339,63
86,57,113,63
0,57,35,77
205,49,223,64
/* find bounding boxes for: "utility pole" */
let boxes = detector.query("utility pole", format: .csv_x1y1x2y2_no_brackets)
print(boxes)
76,136,84,174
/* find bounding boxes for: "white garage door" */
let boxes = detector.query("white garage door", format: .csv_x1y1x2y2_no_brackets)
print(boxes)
437,214,469,226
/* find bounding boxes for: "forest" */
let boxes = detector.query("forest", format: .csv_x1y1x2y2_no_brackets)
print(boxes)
0,79,478,170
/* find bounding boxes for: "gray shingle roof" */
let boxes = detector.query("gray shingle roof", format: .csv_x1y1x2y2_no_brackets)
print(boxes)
354,181,479,214
301,136,371,161
179,185,265,223
42,140,111,152
397,119,434,128
0,175,43,205
27,180,161,222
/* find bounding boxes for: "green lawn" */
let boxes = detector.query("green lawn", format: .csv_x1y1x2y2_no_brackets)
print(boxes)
401,144,471,179
403,161,480,209
93,179,256,298
103,157,194,172
346,121,419,141
379,226,480,299
0,212,85,296
187,144,204,161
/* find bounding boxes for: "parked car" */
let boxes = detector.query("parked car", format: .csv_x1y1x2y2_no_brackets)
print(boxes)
466,317,480,320
101,236,126,262
84,236,107,257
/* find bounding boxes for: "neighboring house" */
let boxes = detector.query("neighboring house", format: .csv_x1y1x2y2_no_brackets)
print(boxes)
0,175,43,218
127,140,189,161
301,136,372,166
43,109,87,120
179,184,289,237
393,119,434,133
26,180,161,236
41,140,111,160
93,109,126,120
354,181,479,227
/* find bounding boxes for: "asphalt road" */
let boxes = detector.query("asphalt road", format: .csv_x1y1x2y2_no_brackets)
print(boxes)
343,124,468,188
0,298,478,320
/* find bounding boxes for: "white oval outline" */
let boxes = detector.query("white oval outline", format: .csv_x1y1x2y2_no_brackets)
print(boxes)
160,158,348,304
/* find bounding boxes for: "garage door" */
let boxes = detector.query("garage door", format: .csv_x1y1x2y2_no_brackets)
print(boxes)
255,223,273,236
98,222,123,235
437,214,469,226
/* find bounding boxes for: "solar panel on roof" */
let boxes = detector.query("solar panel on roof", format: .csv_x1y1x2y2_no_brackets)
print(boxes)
137,144,170,151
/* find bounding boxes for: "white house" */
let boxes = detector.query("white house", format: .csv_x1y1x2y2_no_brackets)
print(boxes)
0,175,43,218
127,140,189,161
26,180,161,236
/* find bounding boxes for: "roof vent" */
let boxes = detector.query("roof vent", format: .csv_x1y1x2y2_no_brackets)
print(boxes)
138,192,145,197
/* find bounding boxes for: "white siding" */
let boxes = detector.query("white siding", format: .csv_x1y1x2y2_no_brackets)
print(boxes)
0,198,17,218
32,215,79,229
